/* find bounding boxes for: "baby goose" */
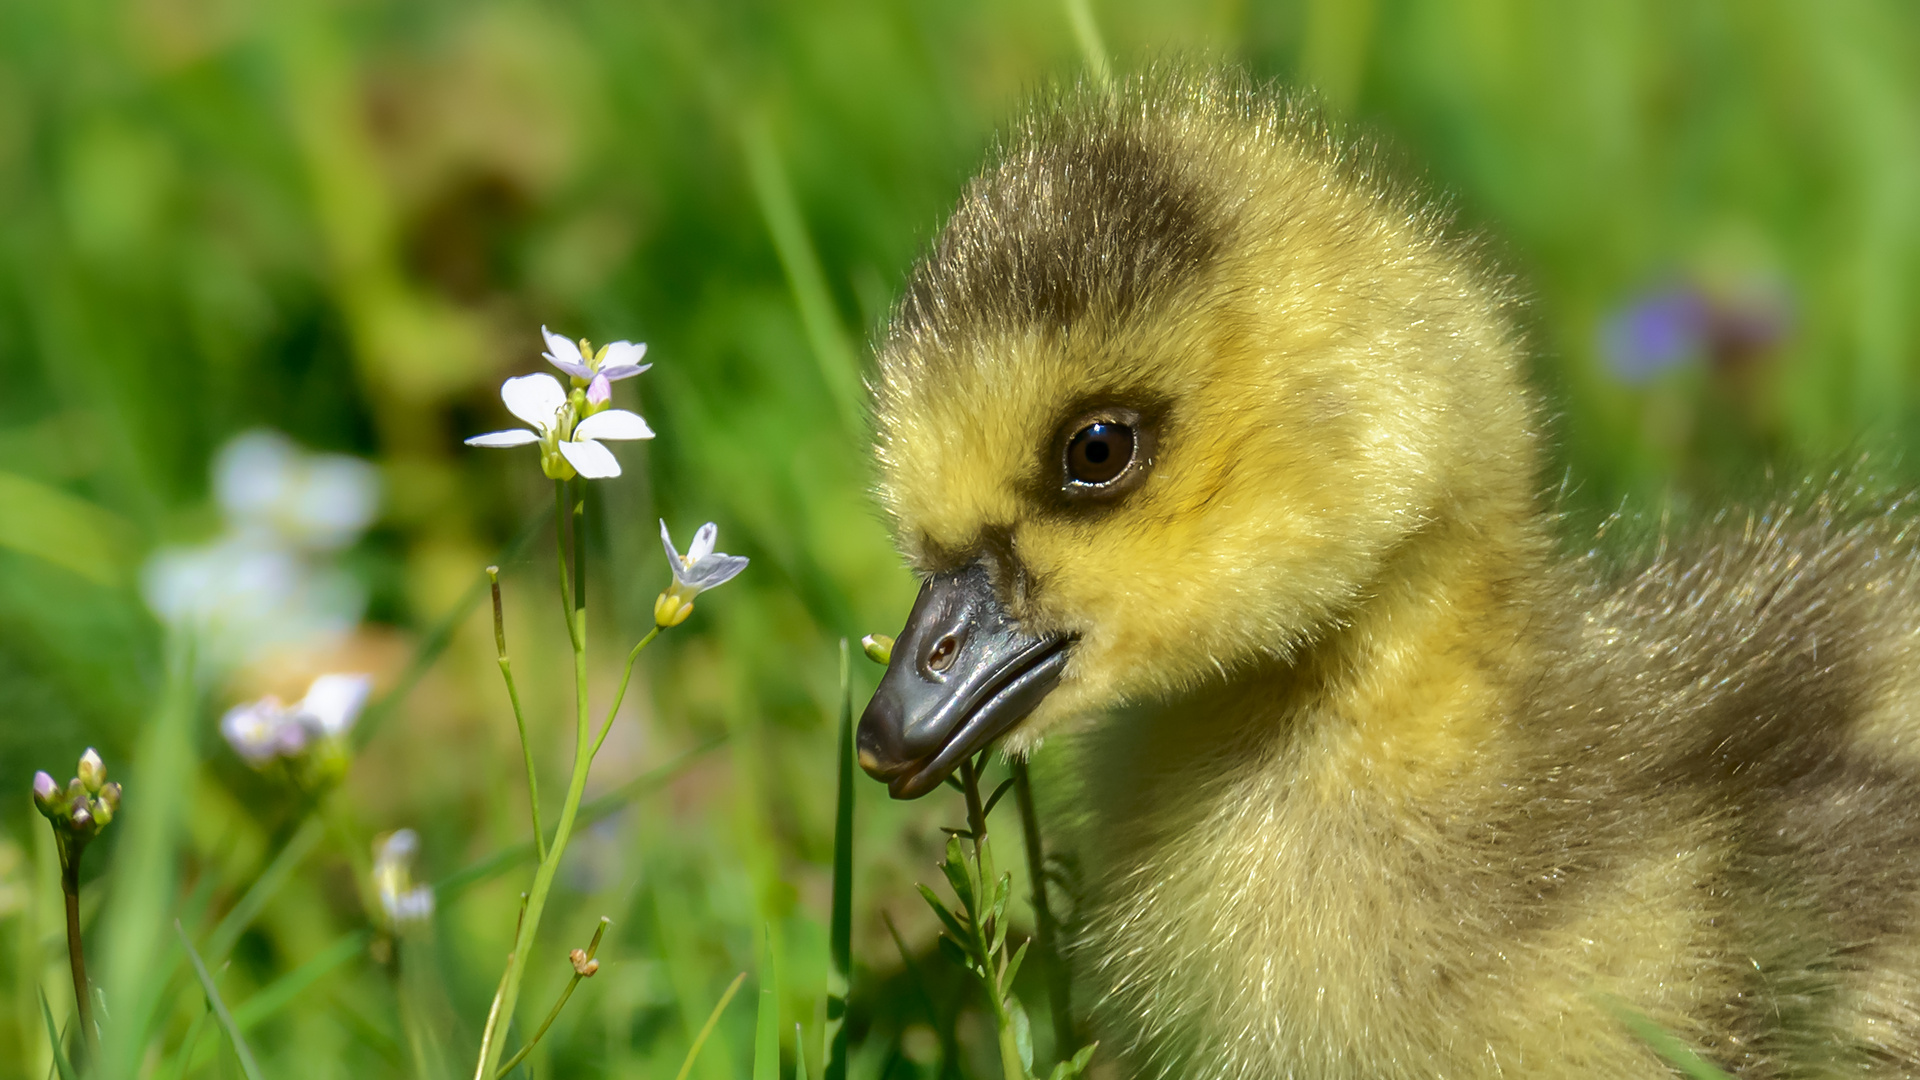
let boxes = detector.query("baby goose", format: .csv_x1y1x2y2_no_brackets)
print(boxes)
856,69,1920,1078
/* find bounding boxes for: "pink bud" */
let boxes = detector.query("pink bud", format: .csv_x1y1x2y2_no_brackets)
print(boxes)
32,771,58,814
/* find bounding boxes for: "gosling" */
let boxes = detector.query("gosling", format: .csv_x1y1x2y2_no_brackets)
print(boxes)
856,69,1920,1078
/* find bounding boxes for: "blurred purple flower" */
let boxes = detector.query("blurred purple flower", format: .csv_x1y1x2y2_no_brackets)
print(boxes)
1601,276,1793,386
1602,288,1711,385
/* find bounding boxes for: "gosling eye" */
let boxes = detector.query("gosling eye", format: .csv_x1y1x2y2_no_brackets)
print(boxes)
1034,400,1160,510
1067,422,1135,485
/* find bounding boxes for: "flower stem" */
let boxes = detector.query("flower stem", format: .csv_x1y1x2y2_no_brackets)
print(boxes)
1013,760,1074,1057
493,917,609,1077
60,853,93,1058
958,758,1025,1080
491,567,546,861
592,628,661,760
474,482,598,1080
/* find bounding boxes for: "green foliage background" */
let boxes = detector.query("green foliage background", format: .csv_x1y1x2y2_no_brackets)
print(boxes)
0,0,1916,1076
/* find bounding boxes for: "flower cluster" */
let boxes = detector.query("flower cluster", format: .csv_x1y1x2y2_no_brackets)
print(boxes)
220,673,371,779
466,327,654,479
33,749,122,850
373,829,434,928
142,431,380,671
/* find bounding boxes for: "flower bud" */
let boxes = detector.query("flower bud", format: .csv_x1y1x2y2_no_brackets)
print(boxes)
90,795,112,827
77,748,105,794
653,589,693,628
32,771,60,816
570,948,599,977
99,781,122,812
70,805,92,831
66,778,86,804
862,634,894,667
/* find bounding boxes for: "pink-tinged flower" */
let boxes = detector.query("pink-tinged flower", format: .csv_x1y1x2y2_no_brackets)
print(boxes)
542,326,649,404
654,521,749,627
220,673,373,767
464,373,653,479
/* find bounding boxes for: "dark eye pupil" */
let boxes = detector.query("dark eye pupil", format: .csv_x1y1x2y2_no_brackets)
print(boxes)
1067,422,1134,485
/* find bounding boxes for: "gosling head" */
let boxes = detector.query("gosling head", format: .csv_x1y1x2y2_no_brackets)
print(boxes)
859,70,1537,798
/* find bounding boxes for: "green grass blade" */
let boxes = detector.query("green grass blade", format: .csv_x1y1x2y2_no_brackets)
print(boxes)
206,815,325,963
175,920,265,1080
739,115,865,439
1598,994,1736,1080
794,1023,809,1080
754,925,780,1080
673,972,746,1080
38,992,77,1080
95,640,197,1076
230,930,370,1031
826,638,853,1080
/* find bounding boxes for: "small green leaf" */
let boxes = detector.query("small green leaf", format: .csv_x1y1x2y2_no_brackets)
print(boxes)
936,934,972,972
1047,1043,1098,1080
794,1022,810,1080
983,777,1016,819
917,885,969,941
941,839,973,908
1003,940,1030,990
1010,996,1034,1074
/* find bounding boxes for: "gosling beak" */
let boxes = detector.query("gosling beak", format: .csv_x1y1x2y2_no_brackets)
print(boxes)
858,563,1072,799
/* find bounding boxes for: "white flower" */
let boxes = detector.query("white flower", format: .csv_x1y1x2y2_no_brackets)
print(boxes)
541,326,649,404
373,829,434,927
214,431,380,551
654,520,749,626
142,430,378,671
220,672,373,767
464,372,653,479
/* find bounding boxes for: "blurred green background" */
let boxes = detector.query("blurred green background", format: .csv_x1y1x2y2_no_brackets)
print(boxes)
0,0,1917,1077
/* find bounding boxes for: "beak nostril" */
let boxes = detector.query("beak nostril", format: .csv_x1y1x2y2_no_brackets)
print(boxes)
928,634,959,673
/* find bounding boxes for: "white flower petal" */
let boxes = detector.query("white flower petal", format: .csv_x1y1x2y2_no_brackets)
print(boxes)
660,519,688,583
601,341,648,372
465,429,542,447
558,439,622,478
290,456,381,550
501,373,567,430
541,326,595,379
299,673,373,736
573,409,654,442
689,522,718,561
213,431,300,525
586,373,611,404
686,553,749,590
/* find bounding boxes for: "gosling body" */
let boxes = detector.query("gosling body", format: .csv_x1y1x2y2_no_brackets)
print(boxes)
861,69,1920,1078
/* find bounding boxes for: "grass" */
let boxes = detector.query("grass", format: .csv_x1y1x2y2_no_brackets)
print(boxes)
0,0,1916,1077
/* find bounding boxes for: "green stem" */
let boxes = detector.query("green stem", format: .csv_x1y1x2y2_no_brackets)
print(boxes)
1013,761,1074,1058
592,628,661,760
474,482,597,1080
492,567,546,861
555,479,578,651
959,759,1024,1080
494,917,609,1077
60,853,92,1061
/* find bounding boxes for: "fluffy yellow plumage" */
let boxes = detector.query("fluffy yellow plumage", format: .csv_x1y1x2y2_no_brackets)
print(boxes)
858,68,1920,1078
